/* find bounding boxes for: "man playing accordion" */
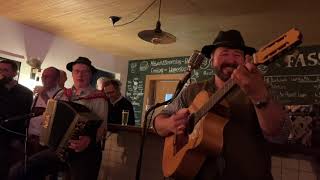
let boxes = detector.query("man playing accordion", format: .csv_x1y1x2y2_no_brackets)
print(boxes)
9,57,108,180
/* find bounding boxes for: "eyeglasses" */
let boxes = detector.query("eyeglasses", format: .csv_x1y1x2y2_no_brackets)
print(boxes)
72,70,90,75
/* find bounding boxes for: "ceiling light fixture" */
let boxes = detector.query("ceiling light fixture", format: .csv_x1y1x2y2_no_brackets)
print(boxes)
138,0,176,44
109,0,176,45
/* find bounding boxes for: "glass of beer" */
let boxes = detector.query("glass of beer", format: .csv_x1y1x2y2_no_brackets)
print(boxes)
122,110,129,126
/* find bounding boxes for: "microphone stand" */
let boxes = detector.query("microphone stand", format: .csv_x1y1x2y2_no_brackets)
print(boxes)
135,50,205,180
0,113,34,177
24,117,30,176
135,68,196,180
23,94,39,176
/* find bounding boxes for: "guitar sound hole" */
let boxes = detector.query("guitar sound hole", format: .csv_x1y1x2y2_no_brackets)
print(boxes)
174,134,189,154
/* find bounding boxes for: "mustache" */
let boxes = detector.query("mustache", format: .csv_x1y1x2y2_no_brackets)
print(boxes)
220,63,238,69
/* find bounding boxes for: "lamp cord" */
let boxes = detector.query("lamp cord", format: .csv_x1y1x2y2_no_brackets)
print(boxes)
158,0,162,21
114,0,159,27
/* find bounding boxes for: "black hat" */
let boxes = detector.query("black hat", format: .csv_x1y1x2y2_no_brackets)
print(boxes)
66,57,97,74
201,30,256,59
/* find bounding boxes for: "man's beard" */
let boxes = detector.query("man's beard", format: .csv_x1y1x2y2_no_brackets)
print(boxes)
215,63,238,82
0,76,13,86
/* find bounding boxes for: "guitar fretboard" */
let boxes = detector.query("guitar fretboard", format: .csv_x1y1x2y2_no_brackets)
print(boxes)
193,78,236,124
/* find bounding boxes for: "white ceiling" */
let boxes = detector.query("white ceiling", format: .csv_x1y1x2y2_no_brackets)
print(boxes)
0,0,320,60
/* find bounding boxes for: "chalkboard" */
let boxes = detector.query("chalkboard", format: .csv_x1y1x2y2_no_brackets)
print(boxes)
264,45,320,105
126,45,320,124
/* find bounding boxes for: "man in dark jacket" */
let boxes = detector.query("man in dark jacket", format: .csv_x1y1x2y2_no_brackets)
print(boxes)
0,59,33,180
103,79,135,126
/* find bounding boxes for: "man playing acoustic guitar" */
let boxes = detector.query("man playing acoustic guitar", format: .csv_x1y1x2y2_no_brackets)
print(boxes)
154,30,291,180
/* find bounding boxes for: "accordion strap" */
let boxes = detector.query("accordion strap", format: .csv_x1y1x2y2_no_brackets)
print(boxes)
52,88,63,99
31,88,63,117
77,91,107,101
63,88,107,101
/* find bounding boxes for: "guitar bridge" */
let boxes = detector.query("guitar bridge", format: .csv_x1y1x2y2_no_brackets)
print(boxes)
174,134,189,155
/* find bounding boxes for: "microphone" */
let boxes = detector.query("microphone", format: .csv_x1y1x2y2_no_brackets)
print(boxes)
170,50,206,101
2,112,40,123
187,50,206,71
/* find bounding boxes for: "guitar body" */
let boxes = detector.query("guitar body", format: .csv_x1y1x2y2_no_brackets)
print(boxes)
162,90,229,179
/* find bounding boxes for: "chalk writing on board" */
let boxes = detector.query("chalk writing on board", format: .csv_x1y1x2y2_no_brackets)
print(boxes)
265,74,320,104
257,65,269,74
150,66,188,74
169,66,188,73
191,71,200,82
130,62,138,73
270,84,287,90
139,61,149,72
126,78,144,104
278,91,308,98
150,58,187,67
200,58,211,69
151,67,167,74
202,69,215,76
265,74,320,83
314,84,320,89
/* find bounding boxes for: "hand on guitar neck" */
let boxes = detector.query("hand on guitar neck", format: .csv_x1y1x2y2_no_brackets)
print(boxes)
231,55,269,104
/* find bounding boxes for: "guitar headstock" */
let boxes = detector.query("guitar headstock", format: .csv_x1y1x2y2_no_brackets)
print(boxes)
253,28,303,65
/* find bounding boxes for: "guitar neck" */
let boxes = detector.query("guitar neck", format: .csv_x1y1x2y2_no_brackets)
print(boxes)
194,79,236,123
192,60,267,124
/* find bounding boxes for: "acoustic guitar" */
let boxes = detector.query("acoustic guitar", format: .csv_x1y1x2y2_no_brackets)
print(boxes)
162,28,303,179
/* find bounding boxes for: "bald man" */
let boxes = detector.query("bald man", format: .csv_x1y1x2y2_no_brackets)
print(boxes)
28,67,63,155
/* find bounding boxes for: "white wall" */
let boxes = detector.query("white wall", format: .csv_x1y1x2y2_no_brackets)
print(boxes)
0,17,129,93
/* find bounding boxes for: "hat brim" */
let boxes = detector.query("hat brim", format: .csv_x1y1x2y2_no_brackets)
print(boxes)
66,62,97,74
201,42,256,59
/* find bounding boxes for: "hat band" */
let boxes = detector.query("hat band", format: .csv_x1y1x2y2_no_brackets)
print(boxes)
213,41,246,48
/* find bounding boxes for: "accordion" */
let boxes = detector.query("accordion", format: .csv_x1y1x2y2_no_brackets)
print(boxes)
40,99,102,161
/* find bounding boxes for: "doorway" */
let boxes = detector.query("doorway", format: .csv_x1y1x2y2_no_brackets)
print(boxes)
142,74,184,127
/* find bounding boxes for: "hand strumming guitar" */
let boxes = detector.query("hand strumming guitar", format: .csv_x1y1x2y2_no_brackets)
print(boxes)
154,108,190,136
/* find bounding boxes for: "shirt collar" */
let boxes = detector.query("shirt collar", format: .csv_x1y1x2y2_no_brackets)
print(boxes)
47,85,60,93
111,95,123,105
71,86,95,97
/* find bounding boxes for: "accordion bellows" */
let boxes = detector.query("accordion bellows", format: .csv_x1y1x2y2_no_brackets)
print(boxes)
40,99,102,161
